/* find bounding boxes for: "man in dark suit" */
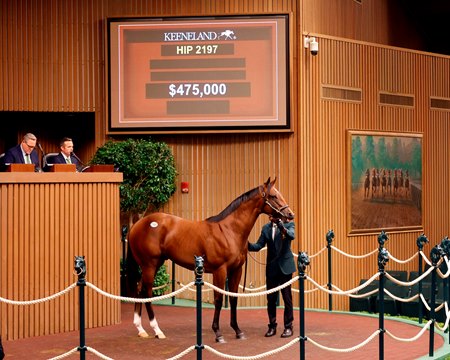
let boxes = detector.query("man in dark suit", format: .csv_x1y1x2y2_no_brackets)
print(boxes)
248,215,296,338
45,137,81,171
1,133,41,172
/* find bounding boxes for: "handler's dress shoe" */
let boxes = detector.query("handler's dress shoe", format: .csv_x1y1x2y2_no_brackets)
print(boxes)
280,328,293,338
264,327,277,337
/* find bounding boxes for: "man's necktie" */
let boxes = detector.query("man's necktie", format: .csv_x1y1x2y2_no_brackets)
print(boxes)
66,157,71,164
25,154,31,164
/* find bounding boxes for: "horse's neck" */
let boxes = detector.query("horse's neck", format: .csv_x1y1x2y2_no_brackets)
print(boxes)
225,200,262,241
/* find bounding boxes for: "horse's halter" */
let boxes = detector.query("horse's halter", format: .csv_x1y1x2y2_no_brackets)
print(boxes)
261,187,290,218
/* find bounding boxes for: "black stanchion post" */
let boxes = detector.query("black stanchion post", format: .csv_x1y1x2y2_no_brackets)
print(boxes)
416,234,428,324
172,261,176,305
429,244,442,357
194,255,205,360
121,225,128,297
438,237,450,344
377,231,389,360
74,256,87,360
326,230,334,312
298,251,310,360
225,278,229,309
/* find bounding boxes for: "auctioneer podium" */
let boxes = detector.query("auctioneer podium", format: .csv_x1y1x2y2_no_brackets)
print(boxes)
0,168,123,340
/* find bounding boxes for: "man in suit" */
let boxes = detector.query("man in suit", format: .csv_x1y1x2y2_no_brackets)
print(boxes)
46,137,81,171
1,133,41,172
248,215,296,338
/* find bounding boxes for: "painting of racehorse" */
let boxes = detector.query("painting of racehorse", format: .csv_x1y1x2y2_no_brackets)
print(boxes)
348,130,423,234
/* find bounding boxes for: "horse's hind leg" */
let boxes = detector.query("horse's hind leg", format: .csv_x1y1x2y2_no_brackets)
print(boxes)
228,270,245,340
142,266,166,339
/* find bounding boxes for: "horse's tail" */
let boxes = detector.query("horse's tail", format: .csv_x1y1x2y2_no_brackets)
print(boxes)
126,242,141,298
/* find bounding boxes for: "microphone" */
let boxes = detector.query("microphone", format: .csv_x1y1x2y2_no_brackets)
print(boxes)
37,143,46,169
71,152,85,166
37,142,45,155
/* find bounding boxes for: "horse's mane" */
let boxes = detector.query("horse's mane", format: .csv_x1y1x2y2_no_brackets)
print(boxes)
206,186,260,223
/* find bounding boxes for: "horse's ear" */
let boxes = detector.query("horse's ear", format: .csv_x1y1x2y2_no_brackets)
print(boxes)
265,177,271,186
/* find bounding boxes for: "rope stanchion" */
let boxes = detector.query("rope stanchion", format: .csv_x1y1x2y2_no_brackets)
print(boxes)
297,251,310,360
429,244,442,357
326,230,334,311
194,256,205,359
74,256,87,360
377,230,389,360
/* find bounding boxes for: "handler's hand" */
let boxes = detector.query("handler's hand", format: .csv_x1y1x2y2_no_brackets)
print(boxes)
276,219,287,234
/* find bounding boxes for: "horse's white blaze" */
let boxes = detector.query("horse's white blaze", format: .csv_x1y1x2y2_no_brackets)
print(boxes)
150,318,166,339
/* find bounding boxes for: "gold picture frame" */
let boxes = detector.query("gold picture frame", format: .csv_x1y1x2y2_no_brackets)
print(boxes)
347,130,423,235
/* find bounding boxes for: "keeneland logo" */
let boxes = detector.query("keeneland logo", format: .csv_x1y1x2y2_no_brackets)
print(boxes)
163,30,237,41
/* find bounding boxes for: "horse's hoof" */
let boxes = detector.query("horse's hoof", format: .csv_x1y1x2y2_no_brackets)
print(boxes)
138,331,149,338
155,333,166,339
236,332,246,340
215,336,226,343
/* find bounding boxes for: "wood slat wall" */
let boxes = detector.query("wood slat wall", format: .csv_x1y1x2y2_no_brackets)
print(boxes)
299,35,450,310
0,0,449,329
0,173,122,340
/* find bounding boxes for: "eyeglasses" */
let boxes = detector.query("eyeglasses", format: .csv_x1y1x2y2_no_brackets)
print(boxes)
24,142,35,149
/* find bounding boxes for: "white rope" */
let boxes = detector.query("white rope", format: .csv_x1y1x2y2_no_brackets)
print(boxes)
307,329,380,353
203,337,299,359
437,258,450,278
383,288,418,303
239,284,266,292
385,267,434,287
330,245,378,259
309,247,326,259
420,251,433,266
421,294,431,311
0,282,77,305
385,320,433,342
85,281,195,303
166,345,196,360
387,250,418,264
204,277,299,298
435,302,450,332
86,347,114,360
178,281,212,292
306,272,380,295
48,347,79,360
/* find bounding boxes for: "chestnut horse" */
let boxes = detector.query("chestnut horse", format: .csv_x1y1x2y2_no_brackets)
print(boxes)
127,178,294,343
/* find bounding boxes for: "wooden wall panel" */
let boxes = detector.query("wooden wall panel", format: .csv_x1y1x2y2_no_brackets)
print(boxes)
300,34,450,310
0,174,122,340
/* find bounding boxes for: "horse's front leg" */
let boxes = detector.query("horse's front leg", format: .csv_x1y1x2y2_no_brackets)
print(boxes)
227,268,246,340
212,270,227,343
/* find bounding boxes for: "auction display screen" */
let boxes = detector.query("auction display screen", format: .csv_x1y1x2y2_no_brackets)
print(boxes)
107,15,290,132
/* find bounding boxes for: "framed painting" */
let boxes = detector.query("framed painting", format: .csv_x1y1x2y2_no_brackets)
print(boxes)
347,130,423,234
